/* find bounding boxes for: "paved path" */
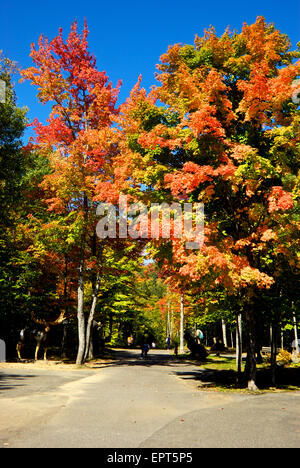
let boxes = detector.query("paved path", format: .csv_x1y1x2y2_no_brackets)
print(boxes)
0,349,300,448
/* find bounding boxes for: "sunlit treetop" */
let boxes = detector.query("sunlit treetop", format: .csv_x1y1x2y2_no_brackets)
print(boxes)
115,16,300,294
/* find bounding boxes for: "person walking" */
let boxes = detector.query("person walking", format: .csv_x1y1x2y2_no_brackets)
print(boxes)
166,335,171,350
143,343,150,358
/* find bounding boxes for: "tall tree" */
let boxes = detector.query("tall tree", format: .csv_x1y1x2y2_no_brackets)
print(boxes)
21,22,122,364
115,17,300,389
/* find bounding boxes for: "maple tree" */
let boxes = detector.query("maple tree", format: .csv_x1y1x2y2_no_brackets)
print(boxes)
21,21,122,364
115,17,300,389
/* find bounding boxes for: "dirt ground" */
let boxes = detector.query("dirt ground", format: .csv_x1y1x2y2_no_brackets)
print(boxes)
0,358,114,371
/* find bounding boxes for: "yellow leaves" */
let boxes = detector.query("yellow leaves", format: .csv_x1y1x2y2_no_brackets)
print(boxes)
239,266,274,289
233,147,276,195
194,25,234,68
157,62,235,128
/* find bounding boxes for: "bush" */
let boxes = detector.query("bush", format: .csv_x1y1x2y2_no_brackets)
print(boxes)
276,349,292,366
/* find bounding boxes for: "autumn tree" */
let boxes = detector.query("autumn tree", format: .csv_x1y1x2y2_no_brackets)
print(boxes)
115,17,300,389
21,22,122,364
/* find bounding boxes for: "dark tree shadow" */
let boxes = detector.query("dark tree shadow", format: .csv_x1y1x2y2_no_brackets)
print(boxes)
90,349,201,369
174,364,300,390
0,372,35,393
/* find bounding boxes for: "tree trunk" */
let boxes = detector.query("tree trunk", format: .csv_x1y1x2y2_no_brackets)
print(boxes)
170,306,174,339
86,333,94,360
270,324,273,347
236,313,243,384
293,308,299,355
222,319,228,348
180,294,184,354
76,194,89,366
61,321,68,360
109,313,113,342
270,323,278,387
84,272,101,361
167,298,171,338
76,260,86,365
255,312,263,364
244,308,258,391
61,256,69,360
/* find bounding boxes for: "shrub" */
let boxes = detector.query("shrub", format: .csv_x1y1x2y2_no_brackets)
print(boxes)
276,349,292,366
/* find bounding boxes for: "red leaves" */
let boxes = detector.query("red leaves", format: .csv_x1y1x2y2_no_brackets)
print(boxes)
138,125,182,151
21,21,121,133
22,21,123,214
187,105,226,139
165,163,214,197
32,117,74,148
268,187,294,213
165,160,236,198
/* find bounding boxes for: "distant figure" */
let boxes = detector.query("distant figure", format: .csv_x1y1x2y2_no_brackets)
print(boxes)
196,329,204,342
127,336,134,347
152,342,156,349
142,343,150,358
174,343,178,357
184,329,208,360
166,336,171,350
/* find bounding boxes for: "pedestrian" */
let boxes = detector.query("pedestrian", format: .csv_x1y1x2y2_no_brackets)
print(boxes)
128,336,133,347
166,335,171,350
152,342,156,349
143,343,150,358
196,329,204,343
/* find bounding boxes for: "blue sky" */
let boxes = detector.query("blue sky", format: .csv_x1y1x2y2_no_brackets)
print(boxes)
1,0,299,140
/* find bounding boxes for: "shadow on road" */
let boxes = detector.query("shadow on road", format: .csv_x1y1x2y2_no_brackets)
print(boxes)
174,364,300,390
91,349,195,369
0,371,35,393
